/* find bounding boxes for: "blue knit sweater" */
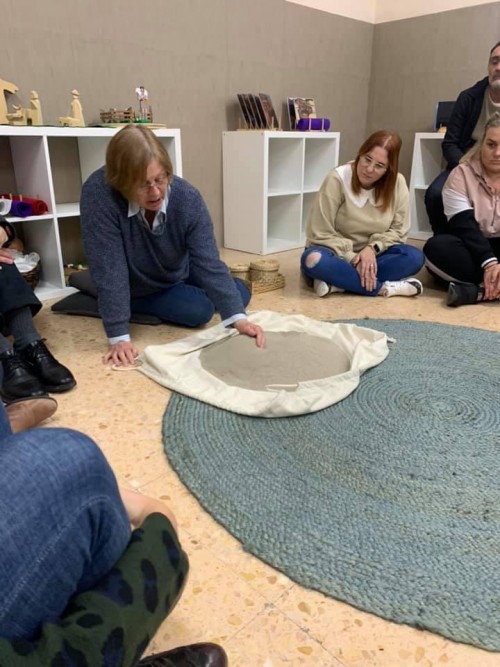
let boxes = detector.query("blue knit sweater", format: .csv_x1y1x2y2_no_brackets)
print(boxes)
80,168,244,338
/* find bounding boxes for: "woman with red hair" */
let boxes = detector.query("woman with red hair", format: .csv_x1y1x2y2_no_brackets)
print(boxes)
301,130,424,298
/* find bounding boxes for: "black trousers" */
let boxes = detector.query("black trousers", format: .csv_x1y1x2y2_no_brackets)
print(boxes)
424,234,500,284
424,170,450,236
0,263,41,319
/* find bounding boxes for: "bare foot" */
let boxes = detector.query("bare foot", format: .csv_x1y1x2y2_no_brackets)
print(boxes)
119,487,178,532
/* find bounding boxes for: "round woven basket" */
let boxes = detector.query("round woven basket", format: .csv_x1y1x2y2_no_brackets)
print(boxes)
249,259,279,285
20,263,40,290
229,263,250,281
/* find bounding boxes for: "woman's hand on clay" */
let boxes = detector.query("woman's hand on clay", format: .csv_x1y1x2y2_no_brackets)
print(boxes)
103,340,139,366
352,246,377,292
233,319,266,348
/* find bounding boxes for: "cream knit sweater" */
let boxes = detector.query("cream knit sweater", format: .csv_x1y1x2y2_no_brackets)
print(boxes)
305,163,410,264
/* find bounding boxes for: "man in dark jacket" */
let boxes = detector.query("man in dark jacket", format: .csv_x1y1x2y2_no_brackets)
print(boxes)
425,40,500,234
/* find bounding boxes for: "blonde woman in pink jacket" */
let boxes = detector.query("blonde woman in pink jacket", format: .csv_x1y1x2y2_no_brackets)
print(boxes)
424,112,500,307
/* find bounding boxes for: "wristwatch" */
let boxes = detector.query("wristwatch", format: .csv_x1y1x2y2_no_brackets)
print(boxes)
371,243,381,255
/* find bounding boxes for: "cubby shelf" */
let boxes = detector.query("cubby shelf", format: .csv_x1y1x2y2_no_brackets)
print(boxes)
222,131,340,255
408,132,444,240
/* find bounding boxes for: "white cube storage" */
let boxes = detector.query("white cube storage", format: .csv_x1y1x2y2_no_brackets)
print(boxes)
223,131,340,255
408,132,445,240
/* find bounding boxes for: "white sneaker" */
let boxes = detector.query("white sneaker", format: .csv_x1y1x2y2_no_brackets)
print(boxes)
380,279,423,298
313,279,344,297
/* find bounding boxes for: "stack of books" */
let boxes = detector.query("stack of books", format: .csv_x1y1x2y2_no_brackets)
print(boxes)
237,93,279,129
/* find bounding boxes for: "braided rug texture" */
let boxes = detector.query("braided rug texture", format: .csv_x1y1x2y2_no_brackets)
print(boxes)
162,319,500,650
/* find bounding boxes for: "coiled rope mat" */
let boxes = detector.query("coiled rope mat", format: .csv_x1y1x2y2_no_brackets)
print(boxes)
162,319,500,650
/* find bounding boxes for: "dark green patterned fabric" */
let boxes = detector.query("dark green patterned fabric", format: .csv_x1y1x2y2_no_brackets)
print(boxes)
0,513,188,666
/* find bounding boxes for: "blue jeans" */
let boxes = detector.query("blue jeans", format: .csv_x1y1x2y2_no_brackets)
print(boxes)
131,278,251,327
0,404,130,641
301,244,425,296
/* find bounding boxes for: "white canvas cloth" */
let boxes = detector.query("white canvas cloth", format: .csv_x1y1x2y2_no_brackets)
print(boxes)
139,310,391,417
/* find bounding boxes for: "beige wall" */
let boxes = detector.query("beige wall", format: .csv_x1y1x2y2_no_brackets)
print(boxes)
367,2,499,178
2,0,499,246
1,0,372,245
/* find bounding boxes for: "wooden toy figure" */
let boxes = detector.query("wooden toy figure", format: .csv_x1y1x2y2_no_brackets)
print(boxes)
0,78,19,124
5,90,44,126
29,90,43,125
135,85,149,120
59,89,85,127
6,105,26,125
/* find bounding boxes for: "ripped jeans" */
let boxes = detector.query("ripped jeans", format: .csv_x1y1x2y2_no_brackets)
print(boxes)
300,244,424,296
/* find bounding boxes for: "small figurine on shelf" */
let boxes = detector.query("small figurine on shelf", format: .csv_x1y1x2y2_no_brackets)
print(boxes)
5,91,44,127
29,90,43,125
6,90,43,125
59,89,85,127
99,87,163,126
135,85,150,122
0,77,19,124
2,84,44,126
6,105,26,125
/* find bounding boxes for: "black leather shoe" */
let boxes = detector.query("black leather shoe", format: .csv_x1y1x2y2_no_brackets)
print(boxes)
138,643,228,667
446,282,482,307
0,349,46,401
19,339,76,393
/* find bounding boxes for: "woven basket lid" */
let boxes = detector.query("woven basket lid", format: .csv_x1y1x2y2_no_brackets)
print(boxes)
249,259,279,272
229,263,250,272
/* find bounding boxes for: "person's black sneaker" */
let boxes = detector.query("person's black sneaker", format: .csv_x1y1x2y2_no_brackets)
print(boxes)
446,282,482,307
19,339,76,393
0,349,46,401
138,642,228,667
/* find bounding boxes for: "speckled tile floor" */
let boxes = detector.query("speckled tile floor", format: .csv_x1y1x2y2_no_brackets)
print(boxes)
38,247,500,667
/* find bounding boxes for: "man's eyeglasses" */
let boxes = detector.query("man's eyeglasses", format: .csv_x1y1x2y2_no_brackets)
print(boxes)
360,154,388,173
137,174,169,193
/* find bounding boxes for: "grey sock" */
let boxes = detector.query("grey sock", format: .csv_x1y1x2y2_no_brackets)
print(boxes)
5,307,40,350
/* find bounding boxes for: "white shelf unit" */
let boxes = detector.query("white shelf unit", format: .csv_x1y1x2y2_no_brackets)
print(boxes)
222,131,340,255
408,132,444,241
0,126,182,300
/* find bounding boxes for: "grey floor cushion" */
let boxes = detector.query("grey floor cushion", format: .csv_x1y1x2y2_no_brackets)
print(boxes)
51,270,162,325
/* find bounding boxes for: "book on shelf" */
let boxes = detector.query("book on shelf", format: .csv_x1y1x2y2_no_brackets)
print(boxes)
251,94,268,129
287,97,297,130
287,97,317,129
241,94,260,128
237,94,254,128
258,93,279,129
293,97,317,120
243,93,261,128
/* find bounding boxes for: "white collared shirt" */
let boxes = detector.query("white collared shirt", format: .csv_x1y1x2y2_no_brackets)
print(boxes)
127,196,167,232
336,163,378,208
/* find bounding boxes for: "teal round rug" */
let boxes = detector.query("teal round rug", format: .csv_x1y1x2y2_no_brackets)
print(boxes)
162,319,500,651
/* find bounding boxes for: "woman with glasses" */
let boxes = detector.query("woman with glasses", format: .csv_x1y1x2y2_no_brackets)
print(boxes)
80,125,264,368
301,130,424,298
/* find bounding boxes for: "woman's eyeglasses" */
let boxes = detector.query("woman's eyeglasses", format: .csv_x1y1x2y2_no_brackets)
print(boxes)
360,155,388,173
137,174,169,193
